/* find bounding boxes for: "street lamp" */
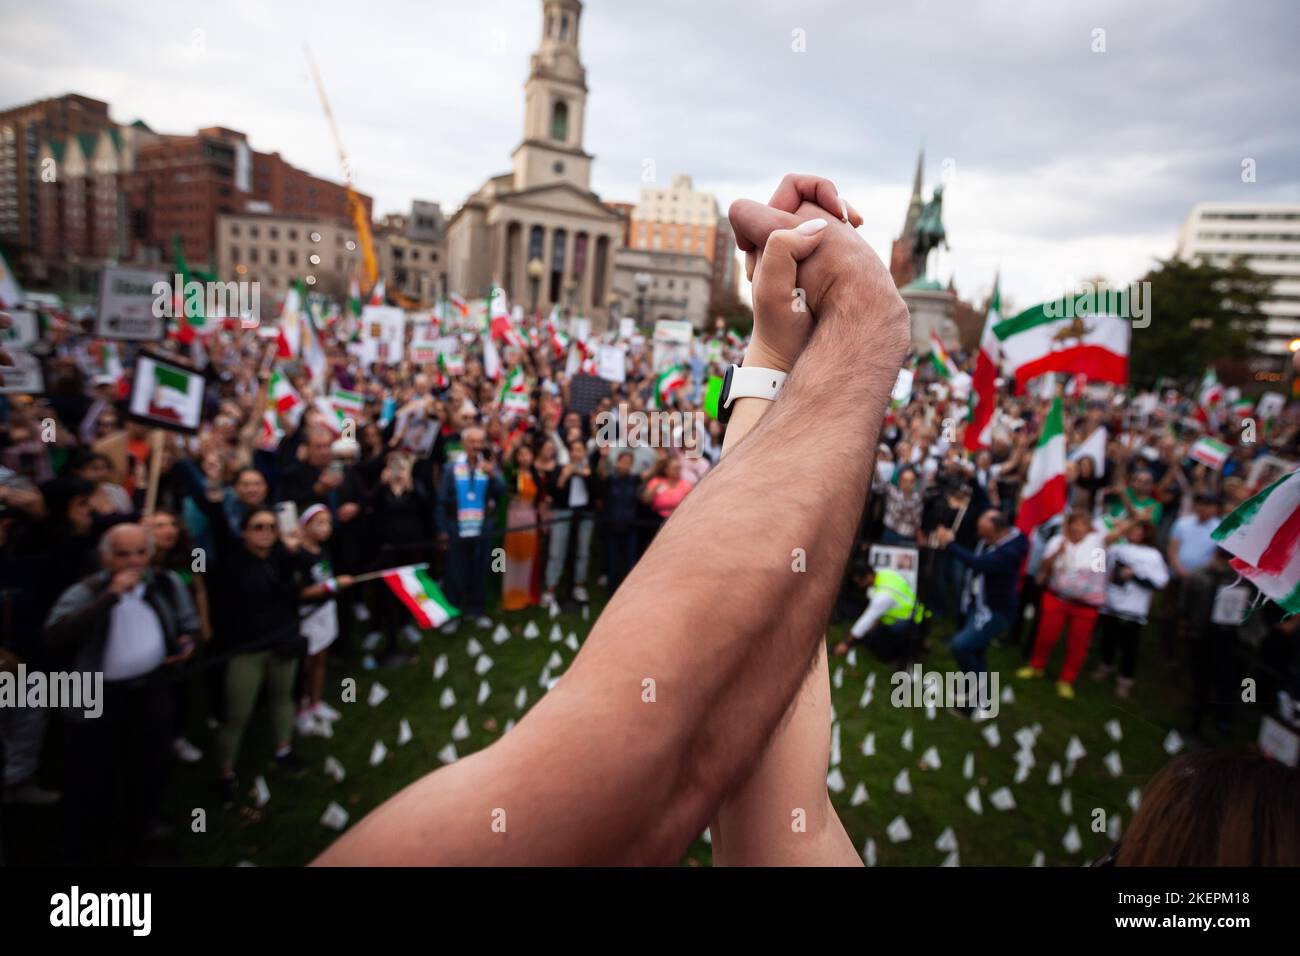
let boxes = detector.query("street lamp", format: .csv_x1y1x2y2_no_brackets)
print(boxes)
528,257,545,314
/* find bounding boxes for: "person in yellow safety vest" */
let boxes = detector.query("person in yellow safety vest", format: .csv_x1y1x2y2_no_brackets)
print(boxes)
832,566,926,664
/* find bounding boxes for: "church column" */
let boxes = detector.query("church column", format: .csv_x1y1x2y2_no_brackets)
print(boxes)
577,230,594,320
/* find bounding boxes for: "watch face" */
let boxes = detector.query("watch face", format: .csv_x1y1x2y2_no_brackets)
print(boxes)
718,364,736,424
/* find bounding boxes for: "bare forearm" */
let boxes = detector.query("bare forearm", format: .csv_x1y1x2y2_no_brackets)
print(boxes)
317,301,904,865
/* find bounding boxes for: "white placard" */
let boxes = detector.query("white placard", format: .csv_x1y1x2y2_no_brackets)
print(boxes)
0,349,44,394
618,318,636,340
127,353,204,433
359,305,406,365
96,266,169,341
2,309,39,349
596,344,627,383
867,543,919,594
652,319,693,373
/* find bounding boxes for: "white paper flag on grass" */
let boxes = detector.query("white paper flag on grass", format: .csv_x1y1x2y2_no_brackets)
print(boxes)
1107,813,1122,842
832,665,843,689
893,769,912,795
581,604,589,621
437,743,458,764
439,687,455,709
549,600,560,620
324,755,346,783
925,703,937,721
866,672,877,690
963,752,975,780
549,624,563,644
1127,788,1142,812
546,650,563,670
1060,789,1073,815
935,827,958,852
368,682,389,707
1065,735,1087,761
830,723,842,767
354,604,371,622
565,633,580,652
477,680,491,705
1013,763,1031,785
861,733,876,757
369,740,387,766
503,719,515,734
1031,851,1045,867
886,816,912,843
1001,684,1015,704
1062,825,1082,854
863,839,878,867
1105,719,1123,742
402,624,422,645
901,728,914,752
850,782,869,806
514,687,527,710
451,715,470,741
1014,747,1036,771
1047,762,1063,786
1163,729,1184,755
846,648,857,667
253,775,270,808
859,686,873,708
466,637,484,657
826,767,846,793
492,623,511,644
538,667,551,688
320,801,349,831
475,654,494,676
982,724,1001,748
990,787,1017,811
965,788,983,815
523,621,540,639
1104,750,1124,778
362,631,383,651
1014,726,1036,750
941,850,960,867
920,745,941,769
433,654,448,680
397,719,413,746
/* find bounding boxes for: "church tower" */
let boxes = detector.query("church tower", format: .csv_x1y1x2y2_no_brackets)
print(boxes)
512,0,594,192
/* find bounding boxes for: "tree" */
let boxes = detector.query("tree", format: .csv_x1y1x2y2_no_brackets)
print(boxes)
707,287,753,336
1130,255,1271,389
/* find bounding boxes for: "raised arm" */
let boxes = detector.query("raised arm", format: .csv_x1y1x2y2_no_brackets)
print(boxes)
315,198,907,866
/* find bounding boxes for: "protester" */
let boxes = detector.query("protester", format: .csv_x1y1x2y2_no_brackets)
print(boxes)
1092,517,1170,698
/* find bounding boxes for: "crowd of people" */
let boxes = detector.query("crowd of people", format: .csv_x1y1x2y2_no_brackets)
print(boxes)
0,284,1296,864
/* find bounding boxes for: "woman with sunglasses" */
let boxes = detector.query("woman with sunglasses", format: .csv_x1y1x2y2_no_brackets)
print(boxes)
197,480,303,807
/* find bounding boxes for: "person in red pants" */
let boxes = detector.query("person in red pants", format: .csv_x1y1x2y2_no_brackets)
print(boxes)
1017,509,1122,698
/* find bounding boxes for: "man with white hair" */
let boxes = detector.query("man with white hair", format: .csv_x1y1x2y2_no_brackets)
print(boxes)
44,522,199,863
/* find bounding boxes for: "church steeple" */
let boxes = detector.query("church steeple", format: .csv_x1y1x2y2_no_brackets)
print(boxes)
513,0,593,192
902,146,924,237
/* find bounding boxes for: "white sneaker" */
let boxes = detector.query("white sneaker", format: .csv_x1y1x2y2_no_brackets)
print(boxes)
572,585,589,603
172,737,204,763
295,711,326,737
313,701,342,722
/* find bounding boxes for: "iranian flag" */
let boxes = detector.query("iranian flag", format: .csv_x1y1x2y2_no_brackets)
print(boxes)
499,366,530,416
268,370,304,427
929,330,957,381
277,284,304,359
993,294,1130,394
1232,397,1255,419
331,387,364,420
1196,368,1224,423
347,277,362,318
1213,469,1300,614
654,365,689,409
382,564,458,628
489,287,526,350
149,364,193,423
367,279,386,307
449,293,470,319
1189,435,1231,471
964,279,1003,451
1015,397,1067,537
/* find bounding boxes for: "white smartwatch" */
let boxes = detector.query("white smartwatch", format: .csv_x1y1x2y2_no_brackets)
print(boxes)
718,364,788,424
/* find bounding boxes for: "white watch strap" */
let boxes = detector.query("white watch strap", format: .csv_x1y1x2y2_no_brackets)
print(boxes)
724,365,788,408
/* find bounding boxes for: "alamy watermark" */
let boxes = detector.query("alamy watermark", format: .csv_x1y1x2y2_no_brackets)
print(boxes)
1,665,103,719
1043,280,1151,329
890,664,1000,717
151,275,261,327
593,403,705,459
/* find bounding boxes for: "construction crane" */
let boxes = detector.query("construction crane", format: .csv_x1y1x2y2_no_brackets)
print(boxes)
304,44,380,296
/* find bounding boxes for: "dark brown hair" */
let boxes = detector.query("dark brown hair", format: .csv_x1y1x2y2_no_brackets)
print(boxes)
1117,749,1300,866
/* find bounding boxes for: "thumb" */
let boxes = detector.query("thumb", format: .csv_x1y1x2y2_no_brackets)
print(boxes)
752,219,829,312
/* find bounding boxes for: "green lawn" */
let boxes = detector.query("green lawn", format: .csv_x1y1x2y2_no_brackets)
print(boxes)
152,593,1252,867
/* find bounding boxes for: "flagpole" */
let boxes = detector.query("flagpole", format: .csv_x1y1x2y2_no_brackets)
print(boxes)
347,562,430,586
143,429,165,517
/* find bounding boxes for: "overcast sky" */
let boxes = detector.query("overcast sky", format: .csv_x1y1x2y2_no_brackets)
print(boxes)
3,0,1298,310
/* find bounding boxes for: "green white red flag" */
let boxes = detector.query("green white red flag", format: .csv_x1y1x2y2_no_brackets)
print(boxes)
1213,468,1300,615
1188,435,1231,471
383,564,458,628
964,278,1002,452
331,387,364,420
499,366,530,416
654,365,688,409
993,294,1129,394
268,369,304,428
1015,397,1067,538
928,330,957,381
